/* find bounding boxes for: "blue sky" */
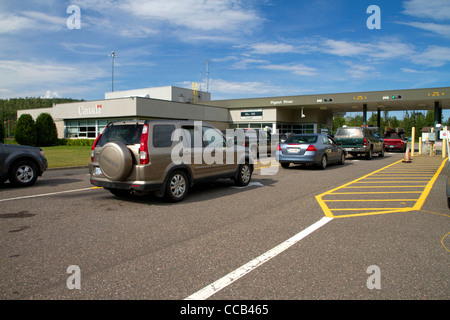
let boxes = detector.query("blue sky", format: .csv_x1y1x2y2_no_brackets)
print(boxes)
1,0,449,106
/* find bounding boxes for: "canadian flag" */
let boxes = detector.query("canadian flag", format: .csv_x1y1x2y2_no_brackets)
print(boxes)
96,104,102,108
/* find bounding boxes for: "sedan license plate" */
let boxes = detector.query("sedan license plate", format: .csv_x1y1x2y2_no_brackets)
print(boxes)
287,148,300,153
95,167,103,176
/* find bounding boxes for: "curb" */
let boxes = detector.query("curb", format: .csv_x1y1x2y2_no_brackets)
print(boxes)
47,165,89,171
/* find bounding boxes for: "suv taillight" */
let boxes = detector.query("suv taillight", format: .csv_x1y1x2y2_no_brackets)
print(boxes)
140,124,149,164
363,138,367,147
91,134,102,162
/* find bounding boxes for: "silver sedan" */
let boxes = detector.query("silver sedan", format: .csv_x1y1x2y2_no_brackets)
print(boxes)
276,134,346,169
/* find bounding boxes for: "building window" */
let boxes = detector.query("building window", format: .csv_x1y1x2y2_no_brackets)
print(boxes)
277,124,315,134
64,119,135,139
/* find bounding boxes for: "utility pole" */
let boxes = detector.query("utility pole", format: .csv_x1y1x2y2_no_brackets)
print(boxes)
108,51,117,92
206,60,210,93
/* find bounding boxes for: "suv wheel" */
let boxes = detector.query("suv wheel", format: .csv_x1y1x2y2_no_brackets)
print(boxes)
165,170,188,202
9,161,38,187
235,163,252,186
366,149,373,160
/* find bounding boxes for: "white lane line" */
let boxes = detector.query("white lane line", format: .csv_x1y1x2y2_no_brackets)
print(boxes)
185,216,333,300
0,187,99,202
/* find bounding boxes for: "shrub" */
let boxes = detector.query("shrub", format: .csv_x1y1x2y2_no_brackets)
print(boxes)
0,117,4,144
36,113,58,146
57,138,93,147
15,114,37,146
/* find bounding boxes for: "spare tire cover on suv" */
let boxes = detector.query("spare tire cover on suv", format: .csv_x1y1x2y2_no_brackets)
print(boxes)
98,141,133,181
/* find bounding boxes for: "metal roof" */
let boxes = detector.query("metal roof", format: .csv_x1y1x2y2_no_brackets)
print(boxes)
204,87,450,114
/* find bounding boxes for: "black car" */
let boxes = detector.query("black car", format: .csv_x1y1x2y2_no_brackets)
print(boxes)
0,143,48,187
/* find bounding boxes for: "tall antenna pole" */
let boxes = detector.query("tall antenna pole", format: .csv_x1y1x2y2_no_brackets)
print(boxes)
206,60,210,93
108,51,117,92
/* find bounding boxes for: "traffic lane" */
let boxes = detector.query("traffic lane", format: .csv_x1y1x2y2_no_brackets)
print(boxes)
1,153,407,299
212,211,449,299
0,167,91,200
1,168,331,299
212,156,450,299
1,153,404,299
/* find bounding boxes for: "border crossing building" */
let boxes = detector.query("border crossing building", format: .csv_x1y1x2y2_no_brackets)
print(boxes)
18,85,450,139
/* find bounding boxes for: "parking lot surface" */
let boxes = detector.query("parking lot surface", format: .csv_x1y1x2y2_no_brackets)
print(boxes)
1,152,449,301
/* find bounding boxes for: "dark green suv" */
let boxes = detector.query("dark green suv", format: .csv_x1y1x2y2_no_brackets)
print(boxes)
334,127,384,160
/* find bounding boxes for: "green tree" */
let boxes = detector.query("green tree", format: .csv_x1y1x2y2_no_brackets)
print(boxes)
36,112,58,146
332,117,346,133
0,117,4,144
15,114,37,146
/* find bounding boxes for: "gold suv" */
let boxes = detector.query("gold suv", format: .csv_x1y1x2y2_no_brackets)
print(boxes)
89,120,254,202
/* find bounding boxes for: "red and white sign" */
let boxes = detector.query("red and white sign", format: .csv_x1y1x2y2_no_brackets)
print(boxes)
440,130,449,139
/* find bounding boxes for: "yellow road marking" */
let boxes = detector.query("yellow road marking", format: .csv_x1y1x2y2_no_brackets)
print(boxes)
315,157,448,218
325,199,417,202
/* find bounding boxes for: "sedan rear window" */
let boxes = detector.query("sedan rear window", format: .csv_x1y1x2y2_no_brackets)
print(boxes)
285,135,318,144
97,124,143,147
335,128,363,138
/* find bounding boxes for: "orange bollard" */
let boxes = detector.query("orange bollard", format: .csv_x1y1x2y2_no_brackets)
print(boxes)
402,148,412,163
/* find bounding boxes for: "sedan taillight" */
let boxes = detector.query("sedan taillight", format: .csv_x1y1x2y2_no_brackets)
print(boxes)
306,145,317,151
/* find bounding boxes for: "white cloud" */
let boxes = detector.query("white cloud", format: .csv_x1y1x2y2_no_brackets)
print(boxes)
344,63,378,79
0,11,65,34
42,90,60,98
321,39,372,57
260,63,317,76
411,46,450,67
0,13,33,34
119,0,263,32
399,21,450,38
0,60,107,98
402,0,450,21
231,58,269,69
242,42,296,55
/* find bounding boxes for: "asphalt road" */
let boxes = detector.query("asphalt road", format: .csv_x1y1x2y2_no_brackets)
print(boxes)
1,152,449,304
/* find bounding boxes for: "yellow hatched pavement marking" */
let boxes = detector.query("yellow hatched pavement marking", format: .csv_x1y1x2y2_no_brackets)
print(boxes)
315,157,448,218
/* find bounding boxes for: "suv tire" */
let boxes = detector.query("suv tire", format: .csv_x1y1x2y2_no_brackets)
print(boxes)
9,160,38,187
98,141,133,181
366,149,373,160
235,163,252,186
165,170,189,202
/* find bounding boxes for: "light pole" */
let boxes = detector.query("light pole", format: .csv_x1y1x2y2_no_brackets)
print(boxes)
108,51,117,92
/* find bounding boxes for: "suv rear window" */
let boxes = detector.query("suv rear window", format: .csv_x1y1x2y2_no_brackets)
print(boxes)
97,124,143,147
335,128,363,138
153,125,176,148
